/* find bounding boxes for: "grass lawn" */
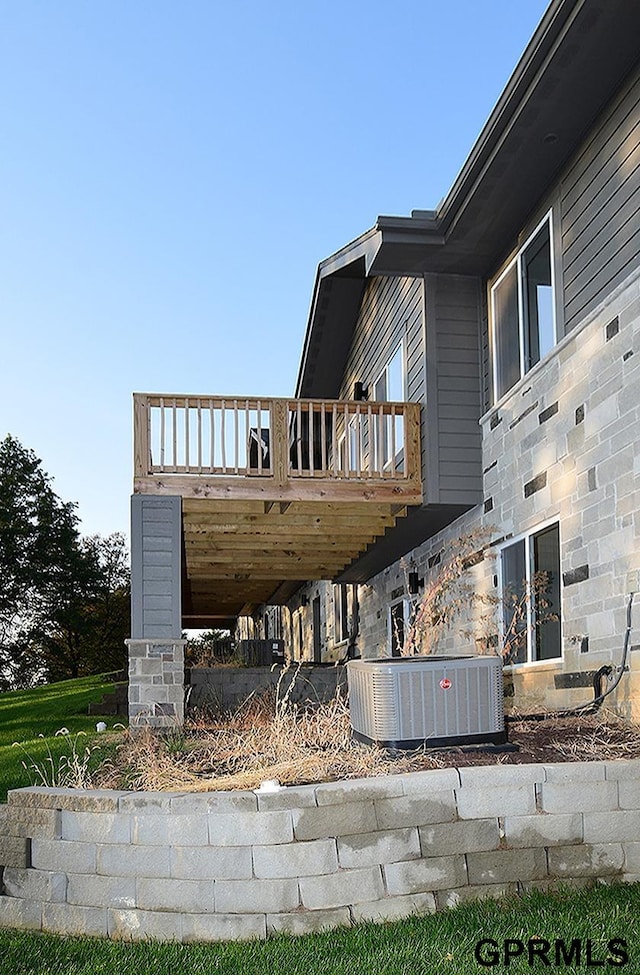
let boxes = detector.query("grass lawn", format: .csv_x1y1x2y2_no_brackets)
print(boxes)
0,673,126,801
0,882,638,974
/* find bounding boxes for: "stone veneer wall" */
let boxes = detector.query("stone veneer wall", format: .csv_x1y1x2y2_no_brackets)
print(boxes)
1,761,639,942
332,266,640,718
127,638,187,728
187,665,347,712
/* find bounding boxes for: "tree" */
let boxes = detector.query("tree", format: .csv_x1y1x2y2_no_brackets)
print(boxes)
0,435,80,688
0,435,130,688
33,533,131,682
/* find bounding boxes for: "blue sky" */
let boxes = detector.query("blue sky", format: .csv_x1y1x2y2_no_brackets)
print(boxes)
0,0,549,539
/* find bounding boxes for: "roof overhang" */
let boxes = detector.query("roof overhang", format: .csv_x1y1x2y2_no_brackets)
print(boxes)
296,0,640,399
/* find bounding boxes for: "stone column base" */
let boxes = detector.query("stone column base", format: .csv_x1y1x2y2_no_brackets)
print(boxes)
126,638,187,728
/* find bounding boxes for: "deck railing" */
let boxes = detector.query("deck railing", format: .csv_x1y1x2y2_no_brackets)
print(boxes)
134,394,421,486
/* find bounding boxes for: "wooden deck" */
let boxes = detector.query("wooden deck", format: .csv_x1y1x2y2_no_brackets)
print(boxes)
133,394,422,624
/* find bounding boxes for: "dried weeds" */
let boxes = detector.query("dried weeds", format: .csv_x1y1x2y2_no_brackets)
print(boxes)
90,686,640,794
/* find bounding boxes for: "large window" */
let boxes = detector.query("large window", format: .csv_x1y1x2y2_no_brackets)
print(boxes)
491,213,556,401
373,342,406,470
500,522,562,665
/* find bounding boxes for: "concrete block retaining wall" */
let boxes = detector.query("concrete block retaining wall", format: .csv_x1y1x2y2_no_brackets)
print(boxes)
1,760,639,941
187,665,347,713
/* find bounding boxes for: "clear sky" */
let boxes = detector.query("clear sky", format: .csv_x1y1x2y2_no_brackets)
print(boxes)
0,0,549,540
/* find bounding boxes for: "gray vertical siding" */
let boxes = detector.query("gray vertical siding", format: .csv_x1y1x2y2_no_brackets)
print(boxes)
561,63,640,333
432,274,483,504
131,495,182,639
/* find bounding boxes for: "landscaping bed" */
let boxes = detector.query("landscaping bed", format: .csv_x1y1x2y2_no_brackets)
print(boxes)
89,689,640,794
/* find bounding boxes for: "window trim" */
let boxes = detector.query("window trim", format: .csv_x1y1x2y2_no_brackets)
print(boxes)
490,209,557,404
496,519,563,669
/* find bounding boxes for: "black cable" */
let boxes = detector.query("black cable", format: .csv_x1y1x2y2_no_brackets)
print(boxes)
505,591,635,723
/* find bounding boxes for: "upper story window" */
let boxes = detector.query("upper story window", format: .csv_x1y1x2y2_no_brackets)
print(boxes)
373,341,406,469
374,342,405,403
491,212,556,401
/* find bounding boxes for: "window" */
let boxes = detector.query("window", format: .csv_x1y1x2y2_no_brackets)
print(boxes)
373,342,406,470
388,597,412,656
337,419,360,474
500,522,561,665
333,584,350,643
491,213,556,401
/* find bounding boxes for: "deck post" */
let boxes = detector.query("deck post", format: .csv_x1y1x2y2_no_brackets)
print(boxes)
271,399,289,487
126,494,186,728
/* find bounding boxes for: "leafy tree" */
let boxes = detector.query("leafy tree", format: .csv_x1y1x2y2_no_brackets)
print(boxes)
0,435,80,687
0,435,130,688
33,533,130,682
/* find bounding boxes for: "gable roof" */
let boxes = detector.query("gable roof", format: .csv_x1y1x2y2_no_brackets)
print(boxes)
297,0,640,398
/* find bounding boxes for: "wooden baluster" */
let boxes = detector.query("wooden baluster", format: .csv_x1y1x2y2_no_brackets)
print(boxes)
308,403,314,475
257,400,263,474
159,396,166,470
344,403,350,478
185,397,190,471
234,399,239,474
221,399,226,473
214,400,216,471
320,402,327,474
245,400,250,474
390,404,396,475
296,401,302,474
172,399,177,472
332,403,338,475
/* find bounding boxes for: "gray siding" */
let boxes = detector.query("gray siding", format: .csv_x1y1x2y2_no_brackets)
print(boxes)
561,63,640,333
336,272,482,508
131,495,182,639
431,274,483,505
338,276,423,403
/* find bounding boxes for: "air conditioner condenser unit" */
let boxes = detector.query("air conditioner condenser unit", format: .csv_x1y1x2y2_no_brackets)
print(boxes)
347,655,506,748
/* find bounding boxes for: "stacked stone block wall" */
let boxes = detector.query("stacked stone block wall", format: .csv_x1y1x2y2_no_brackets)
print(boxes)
187,665,347,712
1,760,639,942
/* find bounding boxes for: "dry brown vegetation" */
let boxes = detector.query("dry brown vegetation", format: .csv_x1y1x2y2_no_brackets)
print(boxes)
91,685,640,794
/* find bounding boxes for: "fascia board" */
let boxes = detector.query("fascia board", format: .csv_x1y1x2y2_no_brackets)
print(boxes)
437,0,574,235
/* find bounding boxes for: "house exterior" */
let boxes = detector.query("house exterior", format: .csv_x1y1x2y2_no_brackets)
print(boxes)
129,0,640,725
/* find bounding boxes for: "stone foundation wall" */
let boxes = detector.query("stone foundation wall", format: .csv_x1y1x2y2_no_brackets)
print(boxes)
1,760,639,942
187,665,347,712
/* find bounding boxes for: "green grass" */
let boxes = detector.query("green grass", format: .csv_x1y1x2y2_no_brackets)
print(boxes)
0,674,126,801
0,883,638,974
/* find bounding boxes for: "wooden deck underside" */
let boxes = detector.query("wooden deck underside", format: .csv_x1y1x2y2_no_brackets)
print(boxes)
176,496,412,626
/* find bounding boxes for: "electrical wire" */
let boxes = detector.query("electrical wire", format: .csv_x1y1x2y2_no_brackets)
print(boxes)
505,591,635,723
